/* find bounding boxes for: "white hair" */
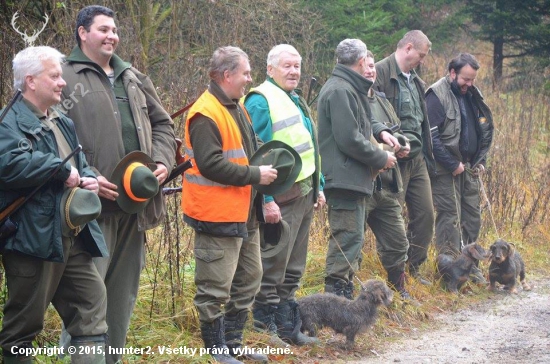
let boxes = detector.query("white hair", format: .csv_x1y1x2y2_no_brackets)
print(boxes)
266,44,301,68
13,46,65,92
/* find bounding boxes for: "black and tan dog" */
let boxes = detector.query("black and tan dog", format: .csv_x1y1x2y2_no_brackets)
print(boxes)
436,243,489,293
297,280,393,347
488,239,532,294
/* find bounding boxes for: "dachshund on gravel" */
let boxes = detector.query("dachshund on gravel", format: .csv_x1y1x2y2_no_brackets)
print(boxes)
297,279,393,347
488,239,532,294
436,243,489,293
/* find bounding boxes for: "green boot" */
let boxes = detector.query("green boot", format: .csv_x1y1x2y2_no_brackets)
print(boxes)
3,355,32,364
70,335,106,364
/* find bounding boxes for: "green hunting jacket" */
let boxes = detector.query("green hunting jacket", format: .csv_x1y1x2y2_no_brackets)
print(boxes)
61,46,176,231
374,53,435,172
0,100,107,262
317,64,389,196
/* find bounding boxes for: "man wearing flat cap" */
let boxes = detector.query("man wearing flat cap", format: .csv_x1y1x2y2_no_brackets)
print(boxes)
0,46,107,364
244,44,325,346
182,46,278,363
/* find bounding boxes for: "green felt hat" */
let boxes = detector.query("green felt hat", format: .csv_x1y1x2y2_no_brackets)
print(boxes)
259,219,290,258
111,151,159,214
60,187,101,237
249,140,302,196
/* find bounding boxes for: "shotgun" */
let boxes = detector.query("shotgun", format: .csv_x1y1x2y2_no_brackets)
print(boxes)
0,145,82,241
0,89,22,123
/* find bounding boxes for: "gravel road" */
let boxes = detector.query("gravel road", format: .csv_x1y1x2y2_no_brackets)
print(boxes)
350,279,550,364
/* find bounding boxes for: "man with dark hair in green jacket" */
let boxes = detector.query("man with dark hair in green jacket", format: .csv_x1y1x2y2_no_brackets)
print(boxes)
59,5,176,363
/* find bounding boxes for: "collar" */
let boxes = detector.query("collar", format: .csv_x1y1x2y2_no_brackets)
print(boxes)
332,63,373,95
66,46,131,80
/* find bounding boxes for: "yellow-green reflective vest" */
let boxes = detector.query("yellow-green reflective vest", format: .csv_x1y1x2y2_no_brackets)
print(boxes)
249,81,315,182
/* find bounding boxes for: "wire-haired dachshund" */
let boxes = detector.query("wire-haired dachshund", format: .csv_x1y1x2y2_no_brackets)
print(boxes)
298,280,393,347
436,243,489,293
488,239,532,294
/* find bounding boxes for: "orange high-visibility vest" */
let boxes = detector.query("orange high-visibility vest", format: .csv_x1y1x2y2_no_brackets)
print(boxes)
182,90,251,223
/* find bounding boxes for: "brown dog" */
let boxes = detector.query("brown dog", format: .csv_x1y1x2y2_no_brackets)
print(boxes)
488,239,532,294
436,243,489,293
297,280,393,347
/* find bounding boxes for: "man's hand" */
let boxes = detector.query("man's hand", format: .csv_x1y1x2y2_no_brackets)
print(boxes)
80,177,99,194
379,131,401,153
65,166,81,188
97,175,119,200
263,201,281,223
154,163,168,185
314,191,326,210
396,141,410,159
382,151,397,170
259,165,278,185
471,164,485,177
452,162,465,176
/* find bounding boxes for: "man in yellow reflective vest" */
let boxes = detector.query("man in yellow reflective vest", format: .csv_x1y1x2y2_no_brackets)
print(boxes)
244,44,325,346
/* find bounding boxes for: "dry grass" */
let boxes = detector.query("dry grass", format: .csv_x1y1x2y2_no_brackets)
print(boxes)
10,39,550,363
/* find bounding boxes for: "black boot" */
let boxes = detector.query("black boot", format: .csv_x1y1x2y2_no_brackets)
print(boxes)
225,310,268,363
200,316,243,364
252,303,289,347
344,280,355,300
324,278,353,300
387,264,414,301
275,300,319,346
409,263,431,286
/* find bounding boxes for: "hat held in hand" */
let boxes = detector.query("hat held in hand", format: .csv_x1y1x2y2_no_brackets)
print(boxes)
249,140,302,195
260,219,290,258
111,151,159,214
61,187,101,237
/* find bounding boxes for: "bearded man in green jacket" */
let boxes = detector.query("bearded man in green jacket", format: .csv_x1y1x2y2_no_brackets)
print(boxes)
59,5,176,363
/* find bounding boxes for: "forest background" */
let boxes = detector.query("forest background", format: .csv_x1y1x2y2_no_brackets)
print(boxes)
0,0,549,363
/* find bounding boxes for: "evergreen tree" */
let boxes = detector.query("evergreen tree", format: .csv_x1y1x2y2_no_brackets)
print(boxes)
463,0,550,83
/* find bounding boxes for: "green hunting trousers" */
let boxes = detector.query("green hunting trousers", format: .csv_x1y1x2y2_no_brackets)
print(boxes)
60,211,144,364
398,153,435,270
1,235,107,357
255,190,314,306
193,227,262,323
365,189,409,271
431,170,481,255
324,190,367,285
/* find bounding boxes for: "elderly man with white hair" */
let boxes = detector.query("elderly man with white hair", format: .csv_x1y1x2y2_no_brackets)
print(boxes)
244,44,325,346
0,46,107,364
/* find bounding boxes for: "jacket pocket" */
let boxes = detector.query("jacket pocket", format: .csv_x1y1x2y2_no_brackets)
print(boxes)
4,254,38,277
194,248,225,263
83,149,95,168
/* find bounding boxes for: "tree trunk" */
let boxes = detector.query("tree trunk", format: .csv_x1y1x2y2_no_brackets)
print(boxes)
493,36,504,89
